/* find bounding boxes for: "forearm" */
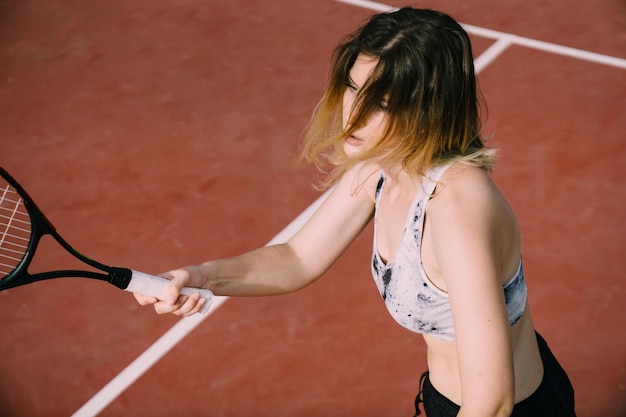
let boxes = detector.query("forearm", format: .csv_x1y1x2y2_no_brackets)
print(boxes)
202,243,313,297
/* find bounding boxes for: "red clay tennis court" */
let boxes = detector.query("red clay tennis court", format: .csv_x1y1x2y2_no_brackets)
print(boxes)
1,0,625,416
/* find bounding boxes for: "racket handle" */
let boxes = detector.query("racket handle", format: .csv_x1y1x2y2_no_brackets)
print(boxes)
125,270,213,314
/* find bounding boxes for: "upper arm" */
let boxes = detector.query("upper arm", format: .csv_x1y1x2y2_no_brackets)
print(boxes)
287,164,378,280
428,168,515,412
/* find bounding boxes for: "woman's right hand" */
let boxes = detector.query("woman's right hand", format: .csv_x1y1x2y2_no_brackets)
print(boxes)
133,265,211,316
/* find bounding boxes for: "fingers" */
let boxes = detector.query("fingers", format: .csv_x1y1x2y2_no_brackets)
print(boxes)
133,293,158,306
152,292,206,316
179,294,207,317
160,269,187,305
134,267,207,316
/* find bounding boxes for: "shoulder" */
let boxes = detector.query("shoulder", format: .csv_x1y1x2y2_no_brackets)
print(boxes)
438,164,494,192
431,164,498,205
427,164,509,228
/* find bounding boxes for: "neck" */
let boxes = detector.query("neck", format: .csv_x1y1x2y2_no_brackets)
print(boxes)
382,165,421,194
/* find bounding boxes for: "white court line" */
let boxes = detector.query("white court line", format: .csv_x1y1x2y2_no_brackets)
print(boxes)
473,38,514,74
334,0,393,12
71,189,332,417
73,1,625,415
335,0,626,70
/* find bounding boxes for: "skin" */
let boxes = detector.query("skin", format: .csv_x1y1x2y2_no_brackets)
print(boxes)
135,55,544,416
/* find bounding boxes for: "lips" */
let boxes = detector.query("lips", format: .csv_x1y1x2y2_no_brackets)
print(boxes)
345,135,364,146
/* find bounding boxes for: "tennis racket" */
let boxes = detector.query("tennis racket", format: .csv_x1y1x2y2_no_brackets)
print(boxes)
0,166,213,313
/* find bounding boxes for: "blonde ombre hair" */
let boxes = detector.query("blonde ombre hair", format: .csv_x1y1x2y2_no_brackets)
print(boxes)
300,8,497,188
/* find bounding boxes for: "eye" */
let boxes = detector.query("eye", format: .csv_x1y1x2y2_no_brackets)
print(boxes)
344,82,358,92
378,101,389,112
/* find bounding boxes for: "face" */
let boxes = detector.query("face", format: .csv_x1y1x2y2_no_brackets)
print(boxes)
342,54,388,157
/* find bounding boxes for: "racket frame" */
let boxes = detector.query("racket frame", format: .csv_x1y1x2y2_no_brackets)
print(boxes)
2,166,140,291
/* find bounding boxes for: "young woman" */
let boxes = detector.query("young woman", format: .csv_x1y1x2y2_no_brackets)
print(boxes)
134,8,576,417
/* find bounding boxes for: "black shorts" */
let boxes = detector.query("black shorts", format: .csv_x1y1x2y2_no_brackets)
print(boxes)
413,332,576,416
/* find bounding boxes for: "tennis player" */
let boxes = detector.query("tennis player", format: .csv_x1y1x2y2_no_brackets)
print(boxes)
135,8,576,416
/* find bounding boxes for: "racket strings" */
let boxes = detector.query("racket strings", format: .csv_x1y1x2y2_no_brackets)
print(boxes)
0,181,32,279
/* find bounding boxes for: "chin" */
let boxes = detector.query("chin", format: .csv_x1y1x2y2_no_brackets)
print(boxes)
343,141,365,158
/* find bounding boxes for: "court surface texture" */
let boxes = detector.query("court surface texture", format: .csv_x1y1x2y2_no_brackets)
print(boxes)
1,0,625,416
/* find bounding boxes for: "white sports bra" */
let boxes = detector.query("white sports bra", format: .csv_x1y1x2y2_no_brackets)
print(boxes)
371,165,527,341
